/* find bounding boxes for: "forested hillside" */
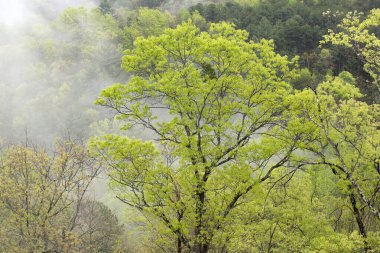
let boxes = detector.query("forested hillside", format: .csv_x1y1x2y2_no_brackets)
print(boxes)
0,0,379,252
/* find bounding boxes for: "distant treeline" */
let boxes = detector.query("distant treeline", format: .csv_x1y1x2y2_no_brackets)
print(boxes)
188,0,379,102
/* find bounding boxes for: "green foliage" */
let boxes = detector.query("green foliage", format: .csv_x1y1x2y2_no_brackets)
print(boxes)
289,71,380,251
91,21,300,252
1,1,380,252
176,10,208,31
120,7,174,49
226,169,366,252
188,0,365,55
0,140,123,252
322,9,380,101
138,0,168,8
99,0,114,14
0,6,124,142
189,1,379,103
75,200,125,252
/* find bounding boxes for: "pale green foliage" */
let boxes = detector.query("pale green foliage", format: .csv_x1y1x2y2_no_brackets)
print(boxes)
121,7,174,49
91,21,300,252
75,200,125,253
0,141,121,252
176,10,208,31
0,6,123,142
322,9,380,94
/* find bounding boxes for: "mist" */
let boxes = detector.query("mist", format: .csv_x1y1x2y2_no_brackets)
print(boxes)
0,0,203,211
0,0,124,145
0,0,97,26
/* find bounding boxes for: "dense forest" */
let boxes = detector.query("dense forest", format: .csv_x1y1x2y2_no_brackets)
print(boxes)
0,0,379,252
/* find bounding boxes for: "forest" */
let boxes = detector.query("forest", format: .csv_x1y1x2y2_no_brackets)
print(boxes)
0,0,379,252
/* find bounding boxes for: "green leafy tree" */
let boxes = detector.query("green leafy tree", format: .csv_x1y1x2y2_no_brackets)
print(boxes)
139,0,167,8
121,7,174,49
90,21,299,252
99,0,114,15
290,72,380,251
75,200,125,253
226,167,365,252
322,9,380,98
0,140,105,252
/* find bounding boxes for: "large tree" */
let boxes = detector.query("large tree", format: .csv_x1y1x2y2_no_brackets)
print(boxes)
91,21,300,252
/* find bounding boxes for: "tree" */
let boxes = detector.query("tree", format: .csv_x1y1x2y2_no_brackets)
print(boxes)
99,0,114,15
90,21,299,252
290,72,380,251
136,0,167,8
121,7,174,49
225,167,366,252
0,6,124,142
75,200,125,253
322,9,380,99
0,139,104,252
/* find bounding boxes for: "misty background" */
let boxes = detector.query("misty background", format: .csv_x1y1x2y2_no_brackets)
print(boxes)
0,0,118,145
0,0,213,144
0,0,211,227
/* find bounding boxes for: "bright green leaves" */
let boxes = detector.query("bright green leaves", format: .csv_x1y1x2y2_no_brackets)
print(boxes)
322,9,380,95
90,135,161,204
318,71,362,100
292,69,380,225
94,21,299,251
208,22,249,41
98,21,298,159
90,10,380,252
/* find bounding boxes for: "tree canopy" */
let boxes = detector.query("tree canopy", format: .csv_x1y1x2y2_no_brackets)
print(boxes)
91,21,302,252
322,9,380,101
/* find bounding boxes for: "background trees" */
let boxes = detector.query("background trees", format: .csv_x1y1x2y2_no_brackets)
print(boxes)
187,1,380,104
0,5,124,143
0,140,124,252
75,200,125,252
322,9,380,102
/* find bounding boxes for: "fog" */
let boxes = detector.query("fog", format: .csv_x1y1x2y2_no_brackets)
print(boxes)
0,0,224,213
0,0,217,146
0,0,97,26
0,1,31,26
0,0,125,146
0,0,195,217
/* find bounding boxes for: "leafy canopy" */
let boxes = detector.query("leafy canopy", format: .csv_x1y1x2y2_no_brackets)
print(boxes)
91,21,299,252
322,9,380,96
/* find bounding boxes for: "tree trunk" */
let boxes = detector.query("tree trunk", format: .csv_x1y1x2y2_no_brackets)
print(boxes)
349,193,370,252
177,236,182,253
194,181,210,253
194,243,209,253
